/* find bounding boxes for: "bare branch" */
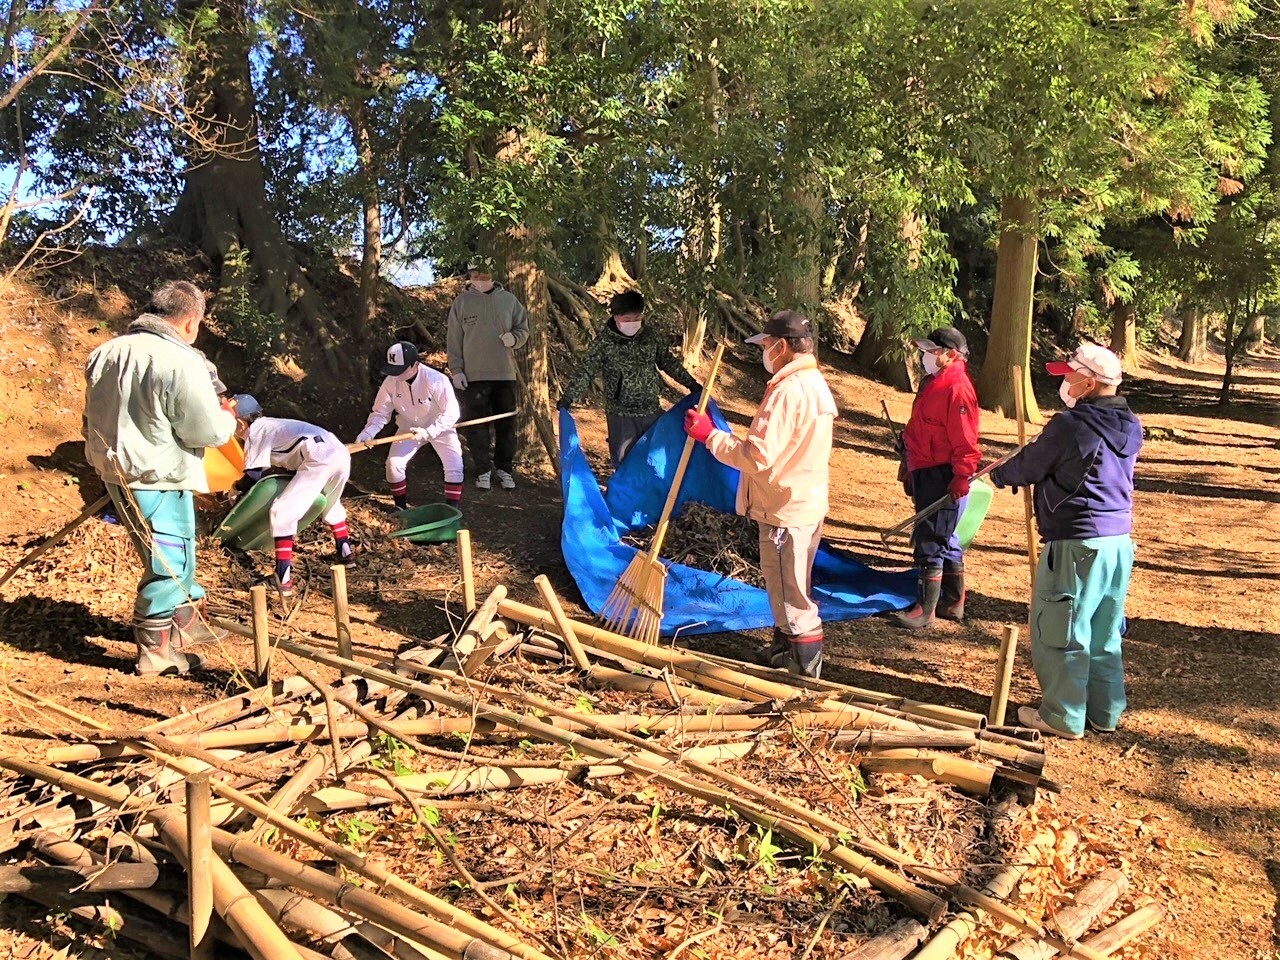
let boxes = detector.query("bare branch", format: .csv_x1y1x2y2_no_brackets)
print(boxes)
0,0,105,112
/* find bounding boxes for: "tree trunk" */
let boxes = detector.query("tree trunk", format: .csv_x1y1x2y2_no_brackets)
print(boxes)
852,316,916,392
1243,312,1265,352
166,0,341,372
1219,305,1240,406
776,177,823,313
1177,305,1206,362
975,194,1041,421
351,101,381,351
1109,301,1139,373
494,223,554,471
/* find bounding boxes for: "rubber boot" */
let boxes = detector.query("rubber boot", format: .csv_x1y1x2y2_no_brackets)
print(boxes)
893,570,942,629
791,630,824,679
172,602,228,651
134,616,203,676
761,628,790,665
939,561,966,622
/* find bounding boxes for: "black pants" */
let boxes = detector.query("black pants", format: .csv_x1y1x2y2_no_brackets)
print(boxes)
605,411,662,467
909,464,966,569
461,380,518,474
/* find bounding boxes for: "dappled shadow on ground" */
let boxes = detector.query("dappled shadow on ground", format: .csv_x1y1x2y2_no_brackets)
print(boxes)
1124,367,1279,428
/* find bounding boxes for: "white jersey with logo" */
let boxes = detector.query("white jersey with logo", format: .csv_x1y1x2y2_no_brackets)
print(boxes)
361,365,460,436
243,417,342,474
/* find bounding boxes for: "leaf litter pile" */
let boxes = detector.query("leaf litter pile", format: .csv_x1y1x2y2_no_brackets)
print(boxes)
0,499,1168,960
623,501,763,586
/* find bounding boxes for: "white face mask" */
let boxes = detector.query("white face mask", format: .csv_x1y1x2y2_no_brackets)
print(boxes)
763,340,786,374
921,352,941,376
470,278,494,293
616,320,642,337
1059,378,1087,408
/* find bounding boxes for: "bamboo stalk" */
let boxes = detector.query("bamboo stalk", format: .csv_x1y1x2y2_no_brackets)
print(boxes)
210,616,255,639
0,862,160,893
6,884,187,959
1012,365,1039,585
276,638,946,921
990,625,1019,727
1079,904,1165,955
186,772,215,960
2,695,546,960
457,529,476,613
451,585,507,669
841,918,928,959
586,665,733,706
332,565,353,663
1000,868,1129,960
0,493,110,590
463,622,512,674
533,575,592,672
856,754,995,795
251,584,271,686
827,729,978,751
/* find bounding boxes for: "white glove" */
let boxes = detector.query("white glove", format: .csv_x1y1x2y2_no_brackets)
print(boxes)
452,373,468,390
410,427,434,442
355,430,375,444
499,332,516,349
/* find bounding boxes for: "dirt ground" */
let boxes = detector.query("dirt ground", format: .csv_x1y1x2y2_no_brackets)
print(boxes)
0,273,1276,959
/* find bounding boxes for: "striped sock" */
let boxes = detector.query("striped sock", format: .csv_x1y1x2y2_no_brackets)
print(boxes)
444,482,463,505
330,520,349,542
390,480,409,509
330,520,352,560
274,537,294,583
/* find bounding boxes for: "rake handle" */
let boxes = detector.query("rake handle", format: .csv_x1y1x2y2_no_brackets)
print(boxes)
346,412,517,453
645,343,726,563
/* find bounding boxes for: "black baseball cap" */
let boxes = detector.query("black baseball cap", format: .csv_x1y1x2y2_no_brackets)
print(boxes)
913,327,968,356
746,309,814,344
382,340,419,376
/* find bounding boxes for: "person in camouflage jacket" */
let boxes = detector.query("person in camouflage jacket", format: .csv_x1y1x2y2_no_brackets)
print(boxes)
558,290,702,466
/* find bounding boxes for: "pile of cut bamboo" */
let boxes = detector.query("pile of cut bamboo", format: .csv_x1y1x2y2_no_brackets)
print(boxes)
0,541,1165,960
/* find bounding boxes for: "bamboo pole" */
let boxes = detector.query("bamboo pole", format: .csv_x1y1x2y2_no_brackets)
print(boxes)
4,696,551,960
0,862,160,893
841,918,928,960
1000,868,1129,960
457,529,476,613
990,624,1019,727
251,585,270,686
209,616,255,639
1012,365,1039,584
332,565,353,664
276,638,946,921
533,575,592,672
586,665,733,706
856,754,995,795
0,493,110,590
1079,904,1165,955
186,772,214,960
452,585,507,669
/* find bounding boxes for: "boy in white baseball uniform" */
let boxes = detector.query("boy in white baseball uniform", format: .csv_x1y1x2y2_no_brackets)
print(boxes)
233,395,353,597
356,340,464,511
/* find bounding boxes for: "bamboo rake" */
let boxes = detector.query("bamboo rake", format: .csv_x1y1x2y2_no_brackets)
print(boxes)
1012,365,1039,584
600,342,726,644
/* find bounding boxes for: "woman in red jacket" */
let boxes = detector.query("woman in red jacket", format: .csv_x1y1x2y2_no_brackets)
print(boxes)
895,327,981,629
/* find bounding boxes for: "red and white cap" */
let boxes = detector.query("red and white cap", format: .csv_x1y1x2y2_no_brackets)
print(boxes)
1046,343,1123,385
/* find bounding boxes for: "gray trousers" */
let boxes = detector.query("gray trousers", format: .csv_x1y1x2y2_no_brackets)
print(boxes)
757,520,823,635
606,411,662,467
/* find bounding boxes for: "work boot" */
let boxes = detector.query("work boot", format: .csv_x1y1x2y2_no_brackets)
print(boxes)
333,539,355,565
760,628,790,665
939,561,966,622
171,602,228,651
893,570,942,630
134,616,203,676
790,630,825,679
495,469,516,490
475,472,492,491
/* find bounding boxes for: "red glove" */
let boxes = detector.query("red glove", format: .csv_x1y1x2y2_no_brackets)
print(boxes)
949,474,971,500
684,409,715,444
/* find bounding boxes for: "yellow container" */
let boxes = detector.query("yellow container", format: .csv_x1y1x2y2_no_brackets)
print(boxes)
204,437,246,493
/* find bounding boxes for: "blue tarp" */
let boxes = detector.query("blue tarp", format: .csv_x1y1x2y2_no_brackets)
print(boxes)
558,396,916,637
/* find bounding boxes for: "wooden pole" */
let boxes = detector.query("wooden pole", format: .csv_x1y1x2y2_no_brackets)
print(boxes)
0,493,110,590
332,565,352,664
533,575,591,672
456,529,476,613
990,625,1019,727
185,772,214,960
251,585,270,687
1012,365,1039,584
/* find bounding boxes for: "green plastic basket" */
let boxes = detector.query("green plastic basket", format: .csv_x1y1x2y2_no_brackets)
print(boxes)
956,477,994,550
392,503,463,544
216,476,328,552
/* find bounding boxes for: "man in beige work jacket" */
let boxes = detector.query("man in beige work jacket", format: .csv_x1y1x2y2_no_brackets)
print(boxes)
683,310,837,678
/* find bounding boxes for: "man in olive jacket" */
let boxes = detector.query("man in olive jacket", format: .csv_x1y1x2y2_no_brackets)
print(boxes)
558,290,702,467
84,281,237,677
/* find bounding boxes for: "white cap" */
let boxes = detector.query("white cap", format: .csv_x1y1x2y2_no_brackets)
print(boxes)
1046,343,1123,385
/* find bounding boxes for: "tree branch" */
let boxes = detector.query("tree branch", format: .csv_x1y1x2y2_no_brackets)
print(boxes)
0,0,105,113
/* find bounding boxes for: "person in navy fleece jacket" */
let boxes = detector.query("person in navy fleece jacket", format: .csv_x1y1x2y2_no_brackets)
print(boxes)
991,344,1143,740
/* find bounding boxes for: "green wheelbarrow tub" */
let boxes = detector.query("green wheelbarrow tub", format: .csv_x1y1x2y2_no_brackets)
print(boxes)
392,503,463,544
216,475,328,552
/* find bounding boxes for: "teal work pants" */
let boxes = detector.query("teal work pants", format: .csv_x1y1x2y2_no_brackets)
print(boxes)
1030,534,1134,736
108,485,204,620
